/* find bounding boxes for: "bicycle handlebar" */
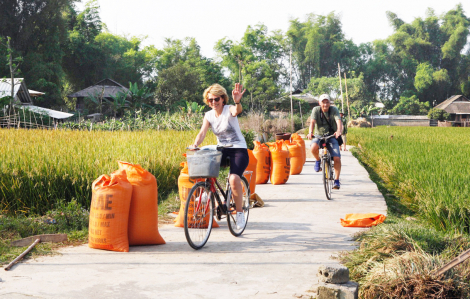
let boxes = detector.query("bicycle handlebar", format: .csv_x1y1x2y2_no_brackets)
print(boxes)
318,134,336,141
187,144,233,151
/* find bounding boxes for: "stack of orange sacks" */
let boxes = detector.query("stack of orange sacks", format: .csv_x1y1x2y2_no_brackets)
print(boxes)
256,134,306,185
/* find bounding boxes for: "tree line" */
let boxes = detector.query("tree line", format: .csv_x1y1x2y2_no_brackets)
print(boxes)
1,0,469,116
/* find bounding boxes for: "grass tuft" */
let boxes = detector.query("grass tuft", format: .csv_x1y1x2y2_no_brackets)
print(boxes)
342,127,470,298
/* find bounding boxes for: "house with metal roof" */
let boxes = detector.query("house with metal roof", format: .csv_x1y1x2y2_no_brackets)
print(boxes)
434,95,470,127
0,78,33,105
67,78,130,111
0,78,73,120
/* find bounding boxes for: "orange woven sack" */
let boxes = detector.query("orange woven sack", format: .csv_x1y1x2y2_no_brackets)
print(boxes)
268,140,290,185
89,169,132,252
118,161,165,246
283,140,303,175
291,133,306,164
174,162,219,228
253,141,270,184
267,141,288,151
246,150,257,194
340,213,386,227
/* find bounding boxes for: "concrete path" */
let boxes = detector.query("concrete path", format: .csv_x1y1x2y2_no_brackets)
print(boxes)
0,148,387,299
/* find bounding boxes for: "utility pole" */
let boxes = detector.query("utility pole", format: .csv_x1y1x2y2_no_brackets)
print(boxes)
338,63,344,113
8,38,14,101
344,73,351,119
5,36,22,127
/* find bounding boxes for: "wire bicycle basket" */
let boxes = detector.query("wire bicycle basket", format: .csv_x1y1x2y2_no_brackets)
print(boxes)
186,150,222,179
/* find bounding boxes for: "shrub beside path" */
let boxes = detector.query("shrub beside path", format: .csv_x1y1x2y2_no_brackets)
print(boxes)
0,147,386,298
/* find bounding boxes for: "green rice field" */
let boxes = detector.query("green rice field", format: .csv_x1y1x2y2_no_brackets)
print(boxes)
0,129,216,215
349,126,470,234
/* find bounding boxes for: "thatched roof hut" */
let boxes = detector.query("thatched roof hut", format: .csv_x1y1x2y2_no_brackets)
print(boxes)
435,95,470,126
67,78,130,110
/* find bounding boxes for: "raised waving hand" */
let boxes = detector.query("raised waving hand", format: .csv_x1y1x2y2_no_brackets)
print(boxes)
232,83,246,103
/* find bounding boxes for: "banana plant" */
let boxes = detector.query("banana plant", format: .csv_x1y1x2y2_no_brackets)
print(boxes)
107,90,130,117
85,87,106,114
179,101,205,114
128,82,154,114
351,104,380,118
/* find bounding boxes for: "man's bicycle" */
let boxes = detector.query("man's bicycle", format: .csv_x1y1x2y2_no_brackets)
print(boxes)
318,134,335,200
184,145,250,250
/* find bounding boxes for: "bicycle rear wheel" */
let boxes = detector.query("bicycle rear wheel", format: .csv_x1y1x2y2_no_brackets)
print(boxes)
322,157,332,200
227,176,250,236
184,182,215,250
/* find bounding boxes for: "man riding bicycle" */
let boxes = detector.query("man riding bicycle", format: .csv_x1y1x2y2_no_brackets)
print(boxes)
307,94,343,189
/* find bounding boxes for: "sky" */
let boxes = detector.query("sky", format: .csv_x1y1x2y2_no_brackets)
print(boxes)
76,0,470,59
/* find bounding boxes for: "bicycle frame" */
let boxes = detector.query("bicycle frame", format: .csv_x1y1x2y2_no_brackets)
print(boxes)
193,177,230,219
319,134,335,160
318,134,335,200
184,144,250,249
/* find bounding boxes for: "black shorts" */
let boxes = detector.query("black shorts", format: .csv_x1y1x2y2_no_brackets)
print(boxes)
220,148,249,178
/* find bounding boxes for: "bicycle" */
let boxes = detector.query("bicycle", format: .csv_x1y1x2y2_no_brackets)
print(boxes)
184,145,250,250
318,134,335,200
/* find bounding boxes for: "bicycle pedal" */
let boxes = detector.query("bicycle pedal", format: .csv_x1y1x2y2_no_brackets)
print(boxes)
216,206,223,220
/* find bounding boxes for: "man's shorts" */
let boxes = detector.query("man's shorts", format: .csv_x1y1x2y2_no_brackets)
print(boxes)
310,136,341,158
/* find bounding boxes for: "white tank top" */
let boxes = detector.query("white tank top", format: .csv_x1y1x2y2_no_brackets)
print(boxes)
204,105,247,148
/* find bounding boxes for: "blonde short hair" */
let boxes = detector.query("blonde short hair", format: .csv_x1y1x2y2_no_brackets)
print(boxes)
203,83,229,105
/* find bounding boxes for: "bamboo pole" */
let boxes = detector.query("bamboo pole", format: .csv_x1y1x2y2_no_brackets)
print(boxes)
290,49,294,132
434,248,470,276
338,63,344,113
22,107,26,128
5,238,40,271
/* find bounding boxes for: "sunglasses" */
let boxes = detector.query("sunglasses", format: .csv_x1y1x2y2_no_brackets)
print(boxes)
208,97,221,103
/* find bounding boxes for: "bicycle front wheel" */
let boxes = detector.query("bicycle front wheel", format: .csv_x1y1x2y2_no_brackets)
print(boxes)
184,182,215,250
227,176,250,236
322,157,332,200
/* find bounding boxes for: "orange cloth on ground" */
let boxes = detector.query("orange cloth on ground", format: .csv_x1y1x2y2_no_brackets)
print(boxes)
174,162,219,228
246,149,257,194
89,169,132,252
118,161,165,246
252,141,270,184
340,213,386,227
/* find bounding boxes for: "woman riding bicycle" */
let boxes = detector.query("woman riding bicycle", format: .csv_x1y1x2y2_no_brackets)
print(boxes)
190,83,248,229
